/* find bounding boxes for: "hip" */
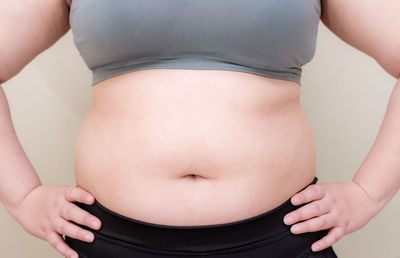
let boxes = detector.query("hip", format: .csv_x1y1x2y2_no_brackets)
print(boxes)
65,177,338,257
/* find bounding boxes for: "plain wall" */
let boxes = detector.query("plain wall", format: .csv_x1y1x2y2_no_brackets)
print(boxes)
1,22,399,258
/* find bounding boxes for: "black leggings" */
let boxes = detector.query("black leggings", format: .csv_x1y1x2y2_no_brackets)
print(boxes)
65,177,338,257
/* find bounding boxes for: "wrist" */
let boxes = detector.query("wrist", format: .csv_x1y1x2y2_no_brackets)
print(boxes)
351,178,387,213
2,183,42,219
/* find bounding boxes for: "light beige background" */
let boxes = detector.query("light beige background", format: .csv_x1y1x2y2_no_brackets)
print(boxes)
1,22,399,258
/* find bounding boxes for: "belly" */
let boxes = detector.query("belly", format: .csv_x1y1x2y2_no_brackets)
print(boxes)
74,69,316,226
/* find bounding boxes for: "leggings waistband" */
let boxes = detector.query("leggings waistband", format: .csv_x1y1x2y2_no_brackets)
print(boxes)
74,177,318,252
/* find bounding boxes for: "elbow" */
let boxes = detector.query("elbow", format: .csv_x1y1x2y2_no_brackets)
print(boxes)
376,56,400,79
389,61,400,79
0,73,5,84
393,68,400,80
0,62,14,85
376,42,400,79
0,63,8,84
378,59,400,79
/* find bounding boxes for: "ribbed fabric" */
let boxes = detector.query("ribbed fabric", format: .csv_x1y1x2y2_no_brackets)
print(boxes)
69,0,321,86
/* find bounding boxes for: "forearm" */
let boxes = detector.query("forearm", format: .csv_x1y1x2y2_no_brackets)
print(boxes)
352,78,400,211
0,85,41,213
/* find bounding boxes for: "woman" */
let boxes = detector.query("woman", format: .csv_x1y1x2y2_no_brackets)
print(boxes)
1,0,399,257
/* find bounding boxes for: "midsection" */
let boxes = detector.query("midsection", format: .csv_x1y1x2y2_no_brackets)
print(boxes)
74,69,316,226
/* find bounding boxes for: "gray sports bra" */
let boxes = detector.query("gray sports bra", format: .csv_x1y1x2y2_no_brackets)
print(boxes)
69,0,321,86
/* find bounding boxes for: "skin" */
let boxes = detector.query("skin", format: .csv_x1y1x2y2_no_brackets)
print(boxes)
283,0,400,252
0,1,99,258
0,1,399,258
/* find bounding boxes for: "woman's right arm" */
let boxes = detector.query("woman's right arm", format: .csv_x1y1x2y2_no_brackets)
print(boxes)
0,85,42,213
1,1,100,258
0,0,71,213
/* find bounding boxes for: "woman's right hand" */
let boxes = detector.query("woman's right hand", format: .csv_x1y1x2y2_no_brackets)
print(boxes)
8,185,102,258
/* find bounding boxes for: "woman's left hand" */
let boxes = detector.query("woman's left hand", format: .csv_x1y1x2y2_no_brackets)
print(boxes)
283,180,381,252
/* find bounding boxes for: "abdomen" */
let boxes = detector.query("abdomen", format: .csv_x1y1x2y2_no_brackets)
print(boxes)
74,69,316,226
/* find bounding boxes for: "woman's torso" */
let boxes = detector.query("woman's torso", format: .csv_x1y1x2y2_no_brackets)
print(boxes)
74,69,317,226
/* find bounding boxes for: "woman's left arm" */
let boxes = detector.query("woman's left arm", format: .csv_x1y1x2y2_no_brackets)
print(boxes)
283,0,400,252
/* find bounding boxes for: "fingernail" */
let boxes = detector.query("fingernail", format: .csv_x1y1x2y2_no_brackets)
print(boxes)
92,221,100,228
291,225,299,233
87,195,94,202
85,234,93,241
284,216,293,224
312,243,319,252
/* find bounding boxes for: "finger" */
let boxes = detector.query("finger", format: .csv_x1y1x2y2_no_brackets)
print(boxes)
311,226,343,252
61,202,101,230
284,200,330,225
289,213,335,234
64,185,95,205
54,217,95,243
291,184,325,206
47,231,79,258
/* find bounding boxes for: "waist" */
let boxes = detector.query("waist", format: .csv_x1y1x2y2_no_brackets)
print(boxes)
73,69,316,225
67,177,323,255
